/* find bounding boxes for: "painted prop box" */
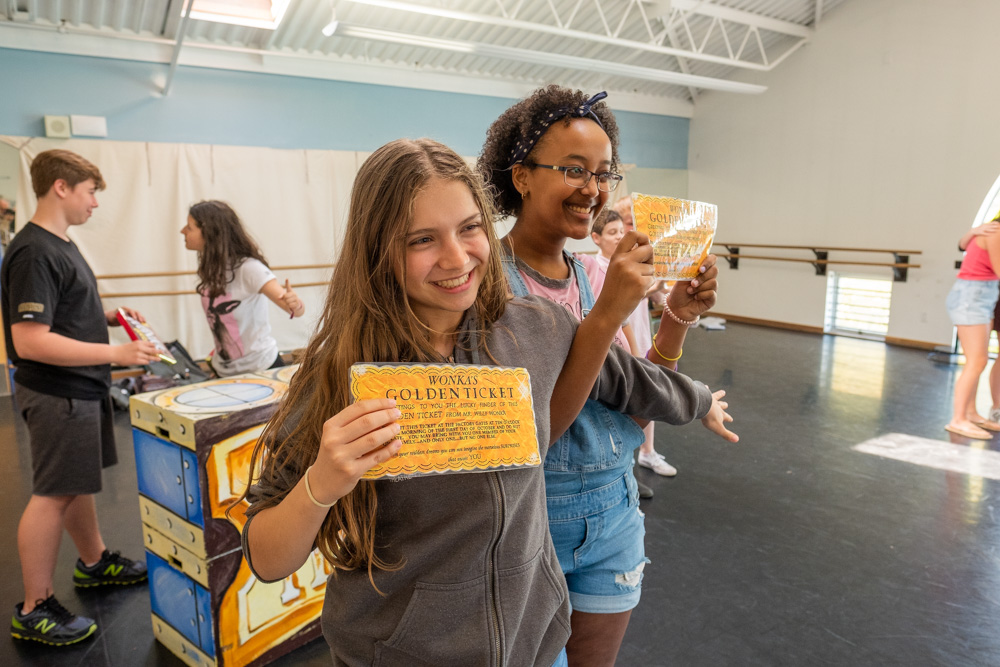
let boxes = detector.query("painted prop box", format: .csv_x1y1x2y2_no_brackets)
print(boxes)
130,366,325,667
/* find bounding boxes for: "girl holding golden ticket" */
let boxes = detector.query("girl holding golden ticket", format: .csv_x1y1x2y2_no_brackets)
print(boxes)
238,139,733,667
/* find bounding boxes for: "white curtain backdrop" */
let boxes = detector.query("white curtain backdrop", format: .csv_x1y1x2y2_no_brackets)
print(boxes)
2,135,364,359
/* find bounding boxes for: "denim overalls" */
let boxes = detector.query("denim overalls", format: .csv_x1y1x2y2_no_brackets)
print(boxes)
502,250,649,612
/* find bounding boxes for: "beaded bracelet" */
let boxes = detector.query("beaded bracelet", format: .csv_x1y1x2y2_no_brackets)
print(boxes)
663,301,700,327
650,338,682,363
303,465,337,508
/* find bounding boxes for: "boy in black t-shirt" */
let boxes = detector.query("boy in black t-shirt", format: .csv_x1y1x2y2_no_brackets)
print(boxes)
1,150,160,646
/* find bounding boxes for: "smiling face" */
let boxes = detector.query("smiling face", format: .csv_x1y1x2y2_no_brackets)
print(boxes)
514,118,613,241
181,215,205,252
60,178,99,226
401,178,491,335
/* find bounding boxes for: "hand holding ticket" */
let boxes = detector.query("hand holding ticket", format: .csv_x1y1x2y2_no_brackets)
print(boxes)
350,363,540,479
115,307,177,364
630,193,717,281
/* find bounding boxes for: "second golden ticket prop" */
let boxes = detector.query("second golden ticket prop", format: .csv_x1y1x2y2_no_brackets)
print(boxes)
350,364,540,479
631,193,717,280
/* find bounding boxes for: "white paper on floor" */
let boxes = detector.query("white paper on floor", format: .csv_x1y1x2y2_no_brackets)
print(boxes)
699,316,726,330
853,433,1000,480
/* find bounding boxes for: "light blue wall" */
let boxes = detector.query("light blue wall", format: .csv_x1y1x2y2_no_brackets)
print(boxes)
0,47,688,169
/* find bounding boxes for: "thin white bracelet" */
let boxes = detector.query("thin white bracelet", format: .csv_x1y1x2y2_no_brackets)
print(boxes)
303,465,337,508
662,301,700,327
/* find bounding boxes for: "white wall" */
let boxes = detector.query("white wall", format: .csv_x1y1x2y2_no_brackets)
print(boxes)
688,0,1000,345
3,136,360,362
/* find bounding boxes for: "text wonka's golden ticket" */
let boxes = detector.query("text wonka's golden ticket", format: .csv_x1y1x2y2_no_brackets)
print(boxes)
631,193,717,280
350,363,540,479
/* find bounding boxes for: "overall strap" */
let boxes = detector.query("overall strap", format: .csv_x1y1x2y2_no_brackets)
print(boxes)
500,250,531,298
566,250,596,318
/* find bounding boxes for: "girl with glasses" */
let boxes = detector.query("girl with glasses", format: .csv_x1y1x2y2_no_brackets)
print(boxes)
239,138,731,666
478,85,738,667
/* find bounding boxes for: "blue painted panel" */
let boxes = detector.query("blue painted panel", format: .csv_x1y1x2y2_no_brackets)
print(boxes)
0,47,689,169
181,449,203,527
616,111,689,170
147,551,200,648
133,429,186,518
195,583,215,657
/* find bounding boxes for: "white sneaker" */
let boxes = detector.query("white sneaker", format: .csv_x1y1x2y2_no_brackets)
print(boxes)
638,451,677,477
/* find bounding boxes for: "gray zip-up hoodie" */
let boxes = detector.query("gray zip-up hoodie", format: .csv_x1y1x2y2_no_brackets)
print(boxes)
242,295,712,667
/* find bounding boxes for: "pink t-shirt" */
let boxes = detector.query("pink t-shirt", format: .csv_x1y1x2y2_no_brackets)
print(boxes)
514,253,631,352
577,253,609,296
957,240,998,281
578,253,651,355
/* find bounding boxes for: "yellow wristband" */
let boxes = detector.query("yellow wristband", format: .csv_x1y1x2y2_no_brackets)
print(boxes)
303,465,337,509
650,338,682,363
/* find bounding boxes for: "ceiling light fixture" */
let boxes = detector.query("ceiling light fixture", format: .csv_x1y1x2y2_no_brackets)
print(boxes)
335,24,475,53
188,0,291,31
321,0,338,37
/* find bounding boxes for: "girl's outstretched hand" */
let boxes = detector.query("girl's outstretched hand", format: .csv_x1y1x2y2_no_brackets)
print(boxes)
665,254,719,323
596,231,655,325
701,389,738,443
281,279,305,318
308,398,403,505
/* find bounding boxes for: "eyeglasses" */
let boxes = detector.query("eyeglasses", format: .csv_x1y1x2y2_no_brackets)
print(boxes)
528,163,623,192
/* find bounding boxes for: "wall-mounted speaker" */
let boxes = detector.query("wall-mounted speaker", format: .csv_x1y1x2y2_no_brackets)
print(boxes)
43,115,71,138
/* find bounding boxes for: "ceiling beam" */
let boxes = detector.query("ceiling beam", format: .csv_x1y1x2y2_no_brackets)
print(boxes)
0,22,695,117
342,0,776,71
331,22,766,94
671,0,813,39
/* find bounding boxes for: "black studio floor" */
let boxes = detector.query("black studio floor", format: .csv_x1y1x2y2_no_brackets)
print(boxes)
2,322,998,666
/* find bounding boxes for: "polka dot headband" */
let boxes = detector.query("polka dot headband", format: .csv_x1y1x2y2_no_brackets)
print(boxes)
506,91,608,168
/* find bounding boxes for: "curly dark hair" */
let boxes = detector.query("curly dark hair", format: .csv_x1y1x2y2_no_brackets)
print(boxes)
477,85,621,219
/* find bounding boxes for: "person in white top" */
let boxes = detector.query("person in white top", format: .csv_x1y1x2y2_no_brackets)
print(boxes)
181,200,305,377
612,198,678,477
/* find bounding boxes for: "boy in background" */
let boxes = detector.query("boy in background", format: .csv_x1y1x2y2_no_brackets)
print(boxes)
1,149,159,646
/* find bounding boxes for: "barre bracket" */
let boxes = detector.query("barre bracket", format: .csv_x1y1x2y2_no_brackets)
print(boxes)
724,246,740,269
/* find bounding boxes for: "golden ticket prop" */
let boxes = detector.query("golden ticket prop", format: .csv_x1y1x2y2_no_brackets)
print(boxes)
631,193,717,280
350,364,539,479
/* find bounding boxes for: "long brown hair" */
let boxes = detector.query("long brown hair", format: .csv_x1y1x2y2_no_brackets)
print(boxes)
240,138,508,582
189,200,269,299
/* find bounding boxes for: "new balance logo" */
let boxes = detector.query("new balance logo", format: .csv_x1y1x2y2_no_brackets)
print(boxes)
34,619,56,634
103,564,123,577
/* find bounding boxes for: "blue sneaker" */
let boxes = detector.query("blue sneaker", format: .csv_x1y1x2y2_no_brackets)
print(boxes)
73,550,147,588
11,596,97,646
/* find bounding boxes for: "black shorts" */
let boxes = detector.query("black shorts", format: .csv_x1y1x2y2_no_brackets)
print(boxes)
16,383,118,496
